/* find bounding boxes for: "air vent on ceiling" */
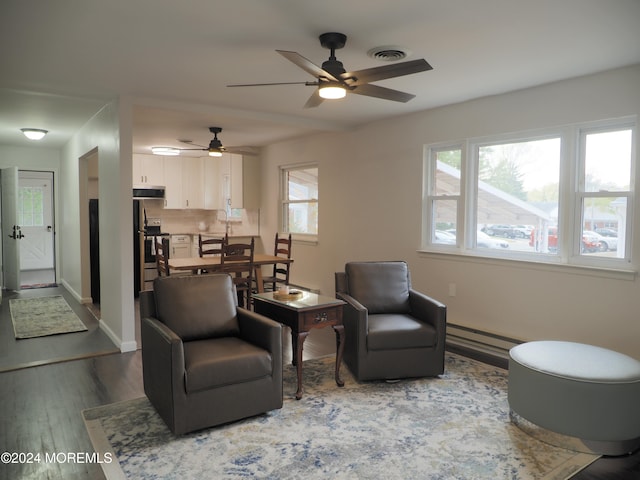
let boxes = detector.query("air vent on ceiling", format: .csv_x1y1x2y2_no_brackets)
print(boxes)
367,45,411,62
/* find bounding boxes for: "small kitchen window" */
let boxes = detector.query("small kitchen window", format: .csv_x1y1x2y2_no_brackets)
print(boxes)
281,164,318,239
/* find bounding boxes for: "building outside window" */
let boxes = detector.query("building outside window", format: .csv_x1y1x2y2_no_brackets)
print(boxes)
281,165,318,237
423,117,636,270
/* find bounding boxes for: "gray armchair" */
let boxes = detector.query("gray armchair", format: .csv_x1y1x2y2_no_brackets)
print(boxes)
140,274,283,435
335,261,446,381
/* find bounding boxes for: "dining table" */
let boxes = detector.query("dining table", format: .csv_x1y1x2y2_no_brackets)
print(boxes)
167,254,293,293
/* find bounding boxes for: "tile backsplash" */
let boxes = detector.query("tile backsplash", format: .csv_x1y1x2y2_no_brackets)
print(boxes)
141,200,259,236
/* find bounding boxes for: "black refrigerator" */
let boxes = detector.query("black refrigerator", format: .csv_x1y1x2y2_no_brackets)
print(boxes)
89,199,100,303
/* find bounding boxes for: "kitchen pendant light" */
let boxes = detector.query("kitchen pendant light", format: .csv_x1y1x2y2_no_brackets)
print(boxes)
151,146,180,156
21,128,48,140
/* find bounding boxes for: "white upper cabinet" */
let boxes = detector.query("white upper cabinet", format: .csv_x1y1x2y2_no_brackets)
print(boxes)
182,157,204,209
133,154,164,186
162,158,183,209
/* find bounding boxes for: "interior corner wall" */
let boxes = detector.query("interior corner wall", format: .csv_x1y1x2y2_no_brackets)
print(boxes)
60,98,136,352
259,64,640,358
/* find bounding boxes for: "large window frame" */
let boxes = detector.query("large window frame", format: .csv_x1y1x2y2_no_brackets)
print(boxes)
422,117,636,271
280,163,318,241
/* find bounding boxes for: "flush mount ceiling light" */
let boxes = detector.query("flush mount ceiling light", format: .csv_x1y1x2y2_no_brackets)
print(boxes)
151,146,180,156
21,128,48,140
318,82,346,99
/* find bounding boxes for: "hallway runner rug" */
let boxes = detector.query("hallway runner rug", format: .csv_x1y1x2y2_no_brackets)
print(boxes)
82,354,599,480
10,295,88,339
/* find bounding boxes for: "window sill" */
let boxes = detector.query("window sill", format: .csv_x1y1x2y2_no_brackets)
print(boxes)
417,249,637,281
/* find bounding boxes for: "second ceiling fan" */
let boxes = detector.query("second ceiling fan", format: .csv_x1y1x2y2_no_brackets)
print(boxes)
178,127,256,156
228,32,433,108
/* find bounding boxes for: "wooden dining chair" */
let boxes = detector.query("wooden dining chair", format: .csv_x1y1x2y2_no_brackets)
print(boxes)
220,237,255,308
198,234,227,257
262,233,292,292
198,234,227,274
155,236,171,277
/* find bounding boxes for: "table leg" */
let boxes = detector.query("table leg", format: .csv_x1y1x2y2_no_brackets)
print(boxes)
254,267,265,293
294,331,308,400
333,324,345,387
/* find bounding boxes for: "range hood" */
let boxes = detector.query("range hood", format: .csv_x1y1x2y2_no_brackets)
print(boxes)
133,185,165,199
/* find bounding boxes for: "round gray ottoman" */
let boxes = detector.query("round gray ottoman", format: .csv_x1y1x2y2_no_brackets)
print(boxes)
508,340,640,456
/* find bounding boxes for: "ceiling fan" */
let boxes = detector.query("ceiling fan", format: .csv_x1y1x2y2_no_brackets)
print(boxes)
228,32,433,108
175,127,257,157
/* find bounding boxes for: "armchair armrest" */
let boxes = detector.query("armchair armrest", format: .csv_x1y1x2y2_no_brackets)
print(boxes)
237,307,282,355
336,292,369,350
141,316,185,405
409,289,447,342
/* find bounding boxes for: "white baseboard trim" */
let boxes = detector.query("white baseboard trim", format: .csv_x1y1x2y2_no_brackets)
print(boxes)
60,279,92,304
99,319,138,353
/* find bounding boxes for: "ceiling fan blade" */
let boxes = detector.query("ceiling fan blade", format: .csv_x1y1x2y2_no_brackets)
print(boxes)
303,89,324,109
225,146,260,156
228,81,316,87
341,59,432,86
350,83,416,103
277,50,340,82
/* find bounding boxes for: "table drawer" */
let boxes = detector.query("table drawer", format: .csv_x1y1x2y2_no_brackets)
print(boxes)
302,306,340,328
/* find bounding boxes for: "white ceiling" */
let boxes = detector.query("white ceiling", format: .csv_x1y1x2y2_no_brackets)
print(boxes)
1,0,639,154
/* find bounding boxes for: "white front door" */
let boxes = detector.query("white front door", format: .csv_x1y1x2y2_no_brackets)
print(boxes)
18,172,55,271
1,167,21,290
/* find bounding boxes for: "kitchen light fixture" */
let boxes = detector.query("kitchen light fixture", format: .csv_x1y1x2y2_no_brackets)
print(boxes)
21,128,48,140
151,146,180,156
318,82,346,99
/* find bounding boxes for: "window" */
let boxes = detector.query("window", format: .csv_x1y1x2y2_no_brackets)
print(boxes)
281,165,318,236
423,117,636,270
18,185,45,227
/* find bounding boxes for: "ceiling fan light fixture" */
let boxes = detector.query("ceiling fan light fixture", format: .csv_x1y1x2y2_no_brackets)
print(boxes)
151,146,180,156
318,83,346,99
208,149,223,157
21,128,48,140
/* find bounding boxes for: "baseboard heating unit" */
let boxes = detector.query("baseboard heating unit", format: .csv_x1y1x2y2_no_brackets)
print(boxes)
446,323,522,367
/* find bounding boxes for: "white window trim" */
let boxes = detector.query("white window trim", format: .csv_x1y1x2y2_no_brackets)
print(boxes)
421,117,637,272
279,163,318,243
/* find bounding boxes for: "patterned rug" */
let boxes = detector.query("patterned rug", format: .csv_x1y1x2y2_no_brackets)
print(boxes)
10,295,88,339
82,354,599,480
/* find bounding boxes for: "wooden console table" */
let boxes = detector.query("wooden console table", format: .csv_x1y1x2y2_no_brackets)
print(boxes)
253,291,346,400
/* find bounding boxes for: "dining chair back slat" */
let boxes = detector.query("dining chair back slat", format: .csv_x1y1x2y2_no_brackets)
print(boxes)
220,237,255,308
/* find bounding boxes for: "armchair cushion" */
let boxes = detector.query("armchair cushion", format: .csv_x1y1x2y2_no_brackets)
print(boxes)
184,337,273,393
345,262,410,314
154,275,240,341
367,314,438,351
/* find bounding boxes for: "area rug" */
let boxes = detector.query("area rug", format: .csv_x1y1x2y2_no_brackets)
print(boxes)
10,295,88,339
82,354,599,480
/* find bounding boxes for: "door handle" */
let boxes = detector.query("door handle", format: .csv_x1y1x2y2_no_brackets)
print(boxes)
8,225,24,239
47,225,52,232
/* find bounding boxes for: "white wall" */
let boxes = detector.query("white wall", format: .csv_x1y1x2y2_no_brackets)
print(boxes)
260,64,640,358
60,98,136,352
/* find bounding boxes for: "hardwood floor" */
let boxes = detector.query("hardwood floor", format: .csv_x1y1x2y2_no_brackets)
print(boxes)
0,288,637,479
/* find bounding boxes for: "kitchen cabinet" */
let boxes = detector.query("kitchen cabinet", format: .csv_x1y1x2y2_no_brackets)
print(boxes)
163,159,183,209
203,153,260,210
182,157,204,209
170,235,191,258
163,157,204,209
133,154,164,186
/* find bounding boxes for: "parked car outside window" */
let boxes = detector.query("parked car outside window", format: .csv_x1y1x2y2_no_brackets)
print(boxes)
483,224,516,238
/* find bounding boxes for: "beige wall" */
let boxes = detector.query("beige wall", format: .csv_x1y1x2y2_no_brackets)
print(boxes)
259,64,640,358
60,98,136,352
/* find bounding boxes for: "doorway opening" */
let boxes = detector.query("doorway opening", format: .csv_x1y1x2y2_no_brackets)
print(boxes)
18,171,56,289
